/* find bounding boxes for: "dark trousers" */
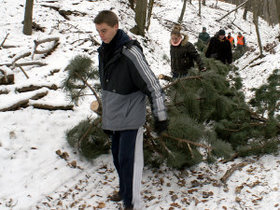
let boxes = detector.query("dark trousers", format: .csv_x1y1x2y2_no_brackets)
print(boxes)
111,128,143,208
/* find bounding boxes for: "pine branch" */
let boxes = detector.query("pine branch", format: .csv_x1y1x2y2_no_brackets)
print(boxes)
74,72,102,114
163,76,203,90
162,133,211,151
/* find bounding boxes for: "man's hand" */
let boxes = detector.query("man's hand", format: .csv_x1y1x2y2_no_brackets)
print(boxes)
103,129,113,136
154,119,168,135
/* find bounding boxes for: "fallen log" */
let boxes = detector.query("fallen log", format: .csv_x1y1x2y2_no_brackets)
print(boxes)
16,84,58,93
0,99,29,111
0,61,47,67
0,68,14,85
32,103,74,111
0,89,9,95
30,91,48,100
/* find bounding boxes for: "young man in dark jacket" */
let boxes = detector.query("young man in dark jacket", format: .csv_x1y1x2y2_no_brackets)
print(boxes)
205,29,232,64
94,10,168,210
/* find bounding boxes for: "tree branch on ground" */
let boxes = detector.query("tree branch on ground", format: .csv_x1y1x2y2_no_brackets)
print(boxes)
31,103,74,111
220,160,254,183
0,33,9,49
16,84,58,93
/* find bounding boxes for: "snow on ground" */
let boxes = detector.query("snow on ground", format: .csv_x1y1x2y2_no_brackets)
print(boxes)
0,0,280,209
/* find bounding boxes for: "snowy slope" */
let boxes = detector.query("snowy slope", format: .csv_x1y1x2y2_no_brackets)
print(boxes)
0,0,279,209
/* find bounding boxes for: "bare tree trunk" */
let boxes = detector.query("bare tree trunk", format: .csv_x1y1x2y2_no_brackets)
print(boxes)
276,0,280,24
178,0,187,23
202,0,206,6
253,0,263,57
146,0,154,31
243,0,251,20
215,0,218,8
128,0,135,10
130,0,147,36
23,0,34,35
198,0,201,17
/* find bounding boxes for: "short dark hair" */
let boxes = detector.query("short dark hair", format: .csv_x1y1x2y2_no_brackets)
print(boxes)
94,10,119,27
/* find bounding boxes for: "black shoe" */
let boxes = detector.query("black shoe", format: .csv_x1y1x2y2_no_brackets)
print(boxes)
124,206,133,210
109,191,122,202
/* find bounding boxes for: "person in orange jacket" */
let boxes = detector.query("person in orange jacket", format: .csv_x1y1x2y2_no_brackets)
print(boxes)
236,32,246,51
227,32,235,48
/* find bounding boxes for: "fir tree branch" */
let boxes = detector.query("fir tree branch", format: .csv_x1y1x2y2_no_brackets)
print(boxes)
77,123,93,151
162,133,211,151
74,72,102,114
163,76,203,90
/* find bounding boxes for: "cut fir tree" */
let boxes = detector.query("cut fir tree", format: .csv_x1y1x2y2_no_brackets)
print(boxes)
62,55,280,168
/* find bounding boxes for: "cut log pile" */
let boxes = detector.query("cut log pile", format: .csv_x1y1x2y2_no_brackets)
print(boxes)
0,34,74,112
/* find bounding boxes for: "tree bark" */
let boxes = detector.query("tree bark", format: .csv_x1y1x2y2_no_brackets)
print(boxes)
253,0,263,57
130,0,147,36
146,0,154,31
202,0,206,6
178,0,187,23
23,0,34,35
198,0,201,17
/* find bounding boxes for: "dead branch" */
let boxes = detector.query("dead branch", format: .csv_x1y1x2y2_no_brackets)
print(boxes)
0,33,9,49
0,99,29,111
217,0,249,22
33,37,60,59
48,69,60,76
11,52,32,69
32,103,74,111
18,66,29,79
220,160,253,183
41,4,87,20
16,84,58,93
0,61,47,67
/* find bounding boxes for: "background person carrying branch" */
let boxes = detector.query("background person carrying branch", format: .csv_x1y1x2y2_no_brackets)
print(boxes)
170,25,206,78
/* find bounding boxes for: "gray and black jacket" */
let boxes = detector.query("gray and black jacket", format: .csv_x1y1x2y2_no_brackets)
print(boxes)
97,29,167,131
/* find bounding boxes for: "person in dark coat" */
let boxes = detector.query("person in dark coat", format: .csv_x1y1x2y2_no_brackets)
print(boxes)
170,26,206,78
205,29,232,64
198,26,210,44
94,10,168,210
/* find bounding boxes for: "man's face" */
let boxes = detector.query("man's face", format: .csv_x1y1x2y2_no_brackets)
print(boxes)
95,23,118,44
219,35,225,40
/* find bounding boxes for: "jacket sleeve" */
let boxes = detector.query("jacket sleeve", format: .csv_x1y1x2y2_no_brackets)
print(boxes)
123,45,168,122
205,38,214,58
226,40,233,64
187,43,204,69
